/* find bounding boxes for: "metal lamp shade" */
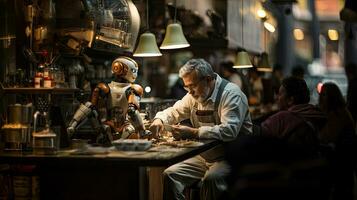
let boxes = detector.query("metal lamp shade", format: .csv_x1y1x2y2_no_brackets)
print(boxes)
133,32,162,57
257,52,273,72
160,23,190,49
233,51,253,68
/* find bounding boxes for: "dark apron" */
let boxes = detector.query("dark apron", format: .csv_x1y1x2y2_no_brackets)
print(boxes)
191,79,229,162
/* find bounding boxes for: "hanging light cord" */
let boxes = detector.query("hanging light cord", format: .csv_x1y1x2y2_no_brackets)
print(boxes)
174,0,177,23
264,27,267,52
241,0,244,49
146,0,149,30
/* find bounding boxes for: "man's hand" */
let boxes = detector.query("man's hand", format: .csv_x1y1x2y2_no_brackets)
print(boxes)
171,125,199,140
149,119,164,138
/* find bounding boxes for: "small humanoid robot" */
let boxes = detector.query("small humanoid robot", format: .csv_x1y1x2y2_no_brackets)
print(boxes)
67,56,150,145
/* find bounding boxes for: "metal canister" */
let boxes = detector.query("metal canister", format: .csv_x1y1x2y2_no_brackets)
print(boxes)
7,104,23,124
1,127,31,150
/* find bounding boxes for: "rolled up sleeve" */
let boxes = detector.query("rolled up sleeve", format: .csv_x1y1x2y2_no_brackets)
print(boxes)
154,94,192,125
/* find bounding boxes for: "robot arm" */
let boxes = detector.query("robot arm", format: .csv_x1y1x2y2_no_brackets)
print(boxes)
91,82,110,106
127,84,151,138
67,83,110,138
127,84,143,109
67,102,95,137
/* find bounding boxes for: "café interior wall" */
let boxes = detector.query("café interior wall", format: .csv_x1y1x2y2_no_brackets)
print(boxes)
0,0,260,100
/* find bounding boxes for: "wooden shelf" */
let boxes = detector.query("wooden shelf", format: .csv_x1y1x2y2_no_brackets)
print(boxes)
1,87,79,95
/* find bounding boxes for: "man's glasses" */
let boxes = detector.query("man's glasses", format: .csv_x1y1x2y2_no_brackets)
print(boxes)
183,78,205,92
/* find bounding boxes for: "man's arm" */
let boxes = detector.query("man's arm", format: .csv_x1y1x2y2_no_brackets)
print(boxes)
149,94,193,137
154,94,193,124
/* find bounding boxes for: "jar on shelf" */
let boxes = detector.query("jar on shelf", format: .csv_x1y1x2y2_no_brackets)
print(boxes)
34,72,43,88
43,76,52,88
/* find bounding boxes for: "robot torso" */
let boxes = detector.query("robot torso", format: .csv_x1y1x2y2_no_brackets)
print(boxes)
107,81,132,121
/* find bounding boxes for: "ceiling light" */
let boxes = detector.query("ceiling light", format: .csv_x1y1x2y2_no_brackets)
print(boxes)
257,52,272,72
133,0,162,57
257,9,267,19
328,29,339,41
293,28,304,40
160,0,190,50
234,51,253,68
133,32,162,57
233,0,253,69
160,23,190,49
264,21,275,33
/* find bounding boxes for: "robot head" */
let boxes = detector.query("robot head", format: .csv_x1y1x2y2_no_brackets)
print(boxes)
111,57,138,83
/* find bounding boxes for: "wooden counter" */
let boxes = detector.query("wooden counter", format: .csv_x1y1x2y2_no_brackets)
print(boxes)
0,139,220,200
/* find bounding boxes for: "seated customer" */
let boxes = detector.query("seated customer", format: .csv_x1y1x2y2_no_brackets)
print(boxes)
261,76,326,153
221,61,243,88
223,77,328,200
318,82,357,200
345,63,357,124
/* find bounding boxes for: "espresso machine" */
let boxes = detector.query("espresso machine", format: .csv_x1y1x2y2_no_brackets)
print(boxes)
1,104,33,150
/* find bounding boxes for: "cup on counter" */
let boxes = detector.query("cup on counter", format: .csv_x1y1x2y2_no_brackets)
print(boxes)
70,139,89,151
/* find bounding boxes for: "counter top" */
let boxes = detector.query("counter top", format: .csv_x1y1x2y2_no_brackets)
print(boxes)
0,139,220,167
0,139,221,200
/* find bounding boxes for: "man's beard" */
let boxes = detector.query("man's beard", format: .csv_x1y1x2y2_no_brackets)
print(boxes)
192,89,210,103
195,96,206,103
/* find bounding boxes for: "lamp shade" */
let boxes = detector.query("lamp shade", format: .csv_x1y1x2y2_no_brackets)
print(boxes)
257,52,273,72
160,23,190,49
233,51,253,68
133,32,162,57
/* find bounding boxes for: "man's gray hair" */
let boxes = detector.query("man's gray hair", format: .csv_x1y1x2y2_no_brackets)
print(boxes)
179,59,215,79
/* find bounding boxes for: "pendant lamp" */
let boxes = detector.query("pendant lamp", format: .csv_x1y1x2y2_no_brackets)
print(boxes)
133,0,162,57
233,0,252,68
257,27,272,72
133,32,162,57
160,0,190,49
234,51,253,69
257,52,272,72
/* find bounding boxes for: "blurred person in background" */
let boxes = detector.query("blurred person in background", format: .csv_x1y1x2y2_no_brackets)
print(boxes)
271,64,284,97
248,67,263,106
291,65,305,79
149,58,252,200
169,78,187,100
318,82,357,200
223,77,328,200
345,63,357,125
220,61,243,88
261,76,326,153
220,61,250,98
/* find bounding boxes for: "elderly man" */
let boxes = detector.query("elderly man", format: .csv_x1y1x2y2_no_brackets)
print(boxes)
150,58,252,200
